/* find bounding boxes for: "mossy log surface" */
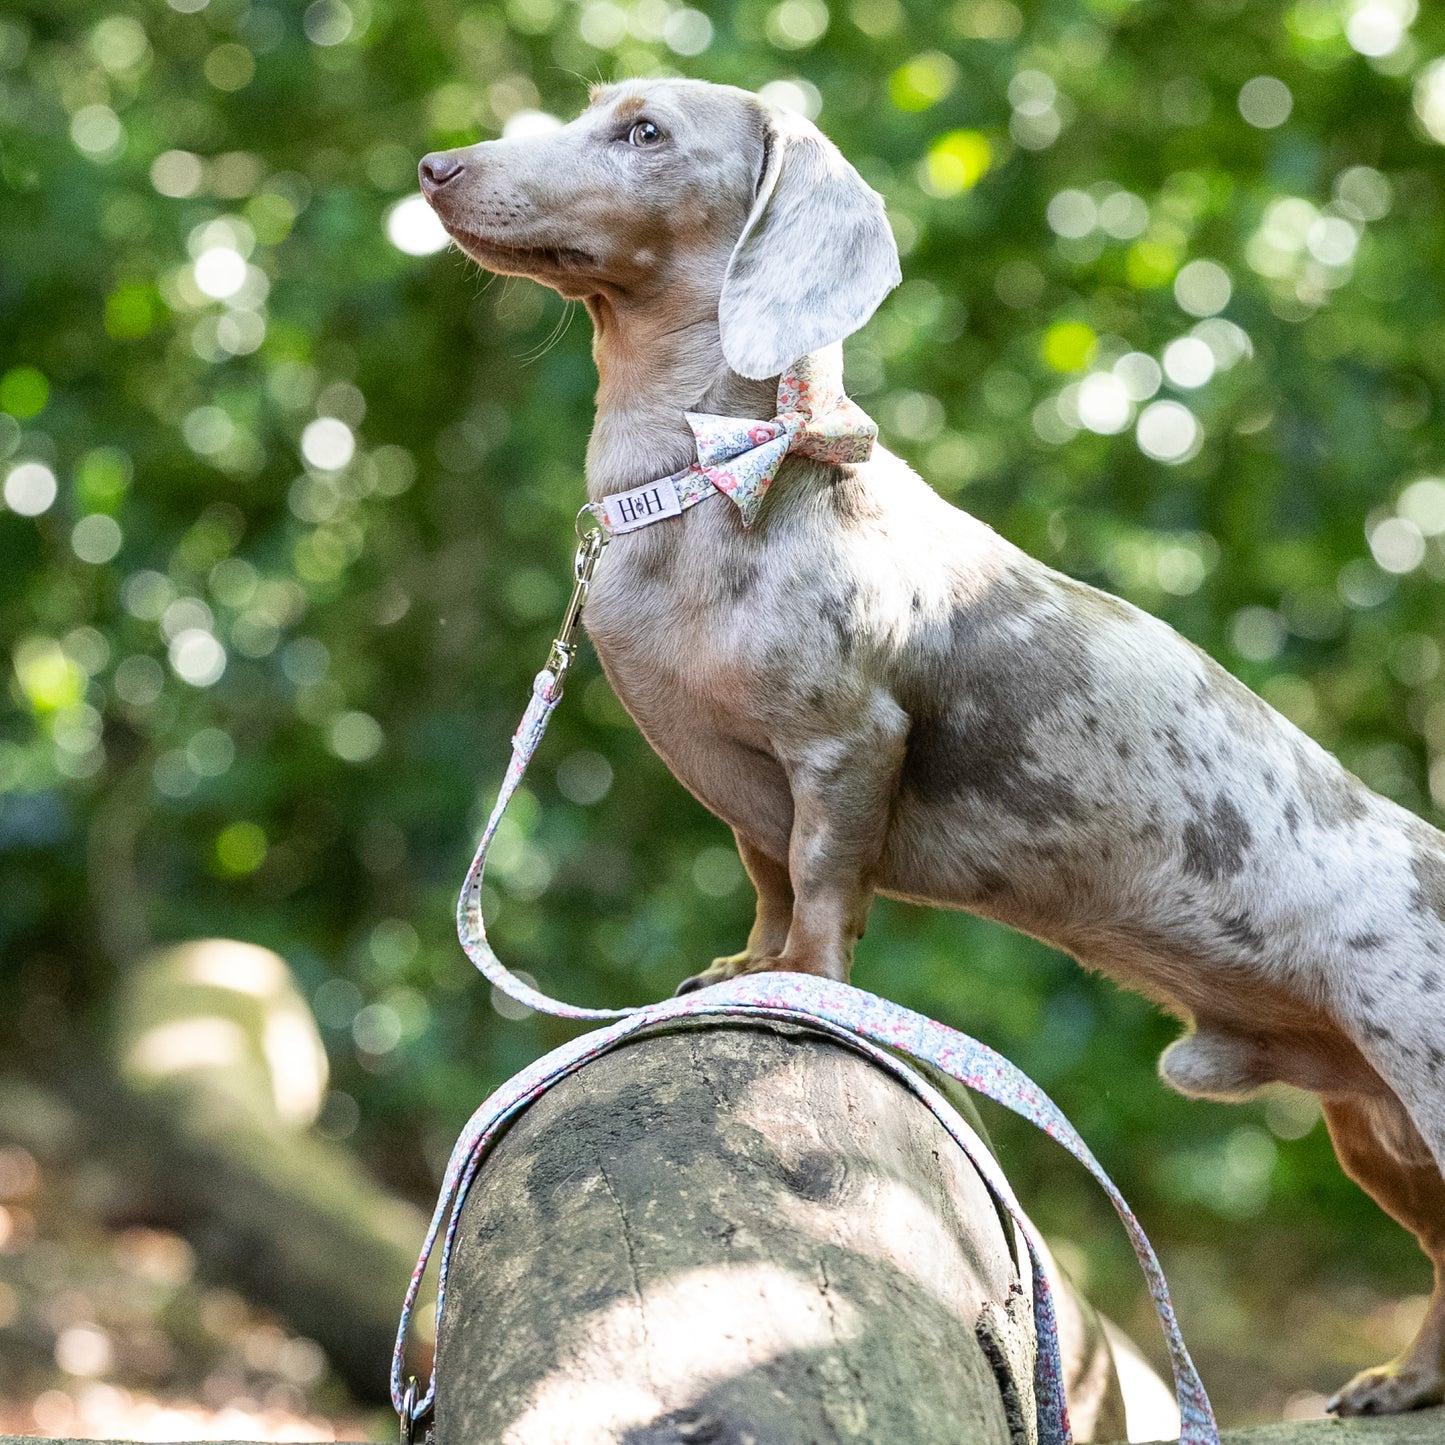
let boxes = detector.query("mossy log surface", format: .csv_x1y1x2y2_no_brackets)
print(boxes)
432,1020,1133,1445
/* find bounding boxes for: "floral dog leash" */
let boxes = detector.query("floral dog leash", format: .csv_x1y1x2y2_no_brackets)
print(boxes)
391,404,1220,1445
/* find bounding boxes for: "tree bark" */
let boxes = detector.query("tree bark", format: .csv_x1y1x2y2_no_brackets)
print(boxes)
433,1020,1133,1445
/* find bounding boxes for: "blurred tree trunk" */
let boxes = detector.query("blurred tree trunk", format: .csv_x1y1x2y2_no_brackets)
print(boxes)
110,1071,426,1397
2,937,433,1403
0,1056,426,1403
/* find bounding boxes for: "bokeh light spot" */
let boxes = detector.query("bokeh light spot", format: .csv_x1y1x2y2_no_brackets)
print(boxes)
1238,76,1292,129
1397,476,1445,535
0,365,48,418
1368,516,1425,574
1162,336,1216,389
766,0,829,49
168,629,227,687
13,637,85,712
353,1002,402,1053
693,844,745,897
150,149,204,197
1125,240,1180,288
1045,189,1096,239
386,194,449,255
578,1,627,47
889,52,958,112
114,655,165,707
1136,400,1202,463
758,78,822,119
72,515,124,564
90,15,150,72
71,104,124,159
1345,0,1416,58
557,750,614,804
1097,191,1149,240
4,460,58,515
329,711,384,762
1113,352,1163,401
303,0,353,45
1174,259,1232,317
920,130,991,198
215,822,268,875
663,8,712,54
193,247,247,299
203,42,255,90
301,417,356,470
1040,320,1097,373
1414,59,1445,144
1076,373,1132,435
1230,607,1287,662
501,109,563,139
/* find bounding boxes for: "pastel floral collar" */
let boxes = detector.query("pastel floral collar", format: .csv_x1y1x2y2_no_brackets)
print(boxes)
593,351,877,535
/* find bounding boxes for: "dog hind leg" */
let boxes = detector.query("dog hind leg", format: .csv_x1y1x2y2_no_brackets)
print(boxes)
1321,1093,1445,1415
690,832,794,988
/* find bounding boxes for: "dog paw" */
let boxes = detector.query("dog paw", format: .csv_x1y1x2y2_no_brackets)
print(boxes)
673,970,716,995
675,953,821,995
674,952,752,996
1327,1361,1445,1416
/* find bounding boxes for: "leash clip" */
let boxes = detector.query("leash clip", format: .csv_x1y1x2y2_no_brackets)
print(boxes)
545,510,608,690
399,1376,431,1445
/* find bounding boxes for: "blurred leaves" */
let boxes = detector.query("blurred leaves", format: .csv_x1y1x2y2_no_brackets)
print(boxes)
3,0,1445,1419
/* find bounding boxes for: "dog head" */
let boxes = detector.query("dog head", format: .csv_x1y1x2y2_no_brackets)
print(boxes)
419,78,900,379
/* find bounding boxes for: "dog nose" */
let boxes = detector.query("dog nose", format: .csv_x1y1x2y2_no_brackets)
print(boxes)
419,153,464,194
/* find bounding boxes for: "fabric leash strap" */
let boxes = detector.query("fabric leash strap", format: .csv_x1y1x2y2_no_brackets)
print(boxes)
395,518,1220,1445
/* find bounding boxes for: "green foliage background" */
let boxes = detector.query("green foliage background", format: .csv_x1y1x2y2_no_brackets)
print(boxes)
3,0,1445,1420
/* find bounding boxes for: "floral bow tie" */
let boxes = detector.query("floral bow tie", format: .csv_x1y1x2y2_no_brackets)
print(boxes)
685,352,878,526
595,352,878,535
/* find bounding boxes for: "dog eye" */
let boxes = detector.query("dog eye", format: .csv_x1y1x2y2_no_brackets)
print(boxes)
627,120,664,147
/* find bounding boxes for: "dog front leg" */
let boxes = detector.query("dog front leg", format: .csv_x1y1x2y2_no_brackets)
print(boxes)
776,723,905,980
677,692,908,993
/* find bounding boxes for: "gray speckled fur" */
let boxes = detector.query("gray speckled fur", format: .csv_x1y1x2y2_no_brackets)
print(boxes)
421,79,1445,1415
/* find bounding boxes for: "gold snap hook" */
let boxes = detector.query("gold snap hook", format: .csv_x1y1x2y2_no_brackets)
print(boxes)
400,1377,421,1445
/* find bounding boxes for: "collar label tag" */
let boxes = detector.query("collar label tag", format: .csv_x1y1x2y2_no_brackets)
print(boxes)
601,478,683,534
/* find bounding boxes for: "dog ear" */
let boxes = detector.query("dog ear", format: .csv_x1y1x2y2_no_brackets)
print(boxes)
719,103,901,382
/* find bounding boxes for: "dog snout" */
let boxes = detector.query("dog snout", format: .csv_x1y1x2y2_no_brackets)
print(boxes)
419,151,465,196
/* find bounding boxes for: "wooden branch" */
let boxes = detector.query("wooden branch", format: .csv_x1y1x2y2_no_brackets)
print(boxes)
431,1020,1138,1445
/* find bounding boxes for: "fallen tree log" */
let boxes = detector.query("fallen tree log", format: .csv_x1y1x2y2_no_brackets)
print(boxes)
107,940,430,1398
7,1413,1444,1445
432,1020,1146,1445
0,940,430,1401
0,1062,425,1402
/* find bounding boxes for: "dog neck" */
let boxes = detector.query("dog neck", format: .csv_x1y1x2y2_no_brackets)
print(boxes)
584,292,778,501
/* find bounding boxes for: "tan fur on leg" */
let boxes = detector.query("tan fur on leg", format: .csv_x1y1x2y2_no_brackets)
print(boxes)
1323,1096,1445,1415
